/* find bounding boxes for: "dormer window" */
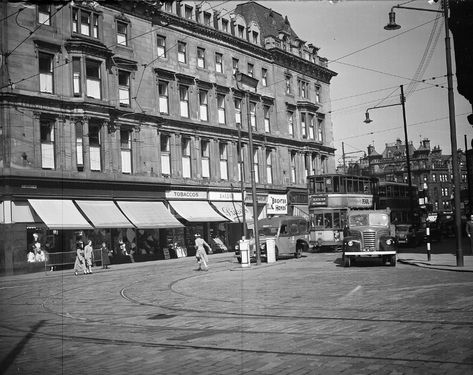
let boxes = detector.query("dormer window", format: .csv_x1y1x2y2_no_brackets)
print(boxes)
238,25,245,38
252,31,259,44
185,5,193,20
222,18,229,32
203,12,212,26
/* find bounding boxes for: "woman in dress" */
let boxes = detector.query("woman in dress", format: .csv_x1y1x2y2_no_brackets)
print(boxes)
194,233,210,271
100,242,111,269
74,241,86,276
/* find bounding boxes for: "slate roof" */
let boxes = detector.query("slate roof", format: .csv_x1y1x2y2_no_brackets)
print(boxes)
234,1,300,40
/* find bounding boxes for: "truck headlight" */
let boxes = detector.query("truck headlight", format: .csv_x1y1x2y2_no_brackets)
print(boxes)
385,239,393,245
348,240,353,246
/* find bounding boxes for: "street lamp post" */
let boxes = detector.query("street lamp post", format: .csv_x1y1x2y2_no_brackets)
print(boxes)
235,71,261,265
384,0,463,266
364,85,414,222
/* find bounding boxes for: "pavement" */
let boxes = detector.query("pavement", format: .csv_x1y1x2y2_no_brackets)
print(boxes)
398,252,473,272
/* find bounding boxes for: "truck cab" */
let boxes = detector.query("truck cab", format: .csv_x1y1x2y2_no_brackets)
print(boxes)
342,209,397,267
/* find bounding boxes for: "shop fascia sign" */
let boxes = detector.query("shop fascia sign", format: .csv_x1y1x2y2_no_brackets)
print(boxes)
208,191,243,201
267,194,287,215
244,192,268,204
165,190,207,200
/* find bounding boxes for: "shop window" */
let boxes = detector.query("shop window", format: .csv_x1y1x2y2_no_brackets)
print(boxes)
157,35,166,58
40,119,55,169
201,140,210,179
161,134,171,176
118,70,131,107
39,52,54,93
72,7,100,39
219,143,228,180
120,129,132,174
199,90,208,121
158,81,169,114
182,138,191,178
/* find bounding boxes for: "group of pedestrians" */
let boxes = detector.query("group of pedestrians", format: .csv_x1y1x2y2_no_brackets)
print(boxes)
74,240,111,276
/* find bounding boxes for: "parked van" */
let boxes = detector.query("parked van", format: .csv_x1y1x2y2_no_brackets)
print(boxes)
235,216,310,262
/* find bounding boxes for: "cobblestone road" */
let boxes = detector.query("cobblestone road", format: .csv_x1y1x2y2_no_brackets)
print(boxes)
1,252,472,374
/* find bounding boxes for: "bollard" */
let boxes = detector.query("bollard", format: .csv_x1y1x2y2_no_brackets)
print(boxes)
426,226,431,261
239,239,251,268
266,238,276,263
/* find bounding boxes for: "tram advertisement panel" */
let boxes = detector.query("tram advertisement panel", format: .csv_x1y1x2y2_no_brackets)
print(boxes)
309,194,373,209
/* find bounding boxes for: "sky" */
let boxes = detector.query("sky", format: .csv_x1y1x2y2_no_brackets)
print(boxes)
230,0,472,166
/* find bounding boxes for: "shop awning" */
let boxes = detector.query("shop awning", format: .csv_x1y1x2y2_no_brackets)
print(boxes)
211,201,253,223
293,205,309,220
75,201,134,228
169,201,228,222
116,201,183,229
28,199,92,229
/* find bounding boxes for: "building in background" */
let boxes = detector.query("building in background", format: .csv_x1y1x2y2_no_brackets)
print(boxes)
0,1,336,274
345,138,468,221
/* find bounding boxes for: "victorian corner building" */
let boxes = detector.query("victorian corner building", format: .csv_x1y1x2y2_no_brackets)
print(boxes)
0,1,337,274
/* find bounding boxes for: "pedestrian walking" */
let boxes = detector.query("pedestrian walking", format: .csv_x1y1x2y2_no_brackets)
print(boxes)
194,233,210,271
100,242,111,269
84,240,94,274
466,214,473,255
74,241,86,276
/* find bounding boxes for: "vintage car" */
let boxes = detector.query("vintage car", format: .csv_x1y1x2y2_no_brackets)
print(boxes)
234,216,309,263
395,224,421,247
342,209,397,267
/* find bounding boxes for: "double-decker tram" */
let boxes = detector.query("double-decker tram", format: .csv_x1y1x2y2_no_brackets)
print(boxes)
307,174,378,251
376,181,419,225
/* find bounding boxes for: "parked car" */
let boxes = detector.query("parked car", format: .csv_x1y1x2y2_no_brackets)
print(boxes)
234,216,310,263
395,224,421,247
342,209,397,267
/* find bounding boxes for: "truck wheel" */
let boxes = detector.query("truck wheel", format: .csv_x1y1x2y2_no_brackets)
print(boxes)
390,255,396,267
343,255,351,268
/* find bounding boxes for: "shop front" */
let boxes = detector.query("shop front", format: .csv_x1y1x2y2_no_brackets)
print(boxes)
244,193,268,235
166,190,229,255
209,191,253,250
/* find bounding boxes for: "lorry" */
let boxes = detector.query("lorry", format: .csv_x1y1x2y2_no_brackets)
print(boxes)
342,209,397,267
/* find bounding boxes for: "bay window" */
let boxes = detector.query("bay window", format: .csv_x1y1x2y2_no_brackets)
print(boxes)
89,123,101,171
161,134,171,176
179,85,189,118
120,129,132,174
217,94,226,124
158,81,169,114
118,70,130,107
201,140,210,179
182,138,191,178
40,119,55,170
219,143,228,180
199,90,208,121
